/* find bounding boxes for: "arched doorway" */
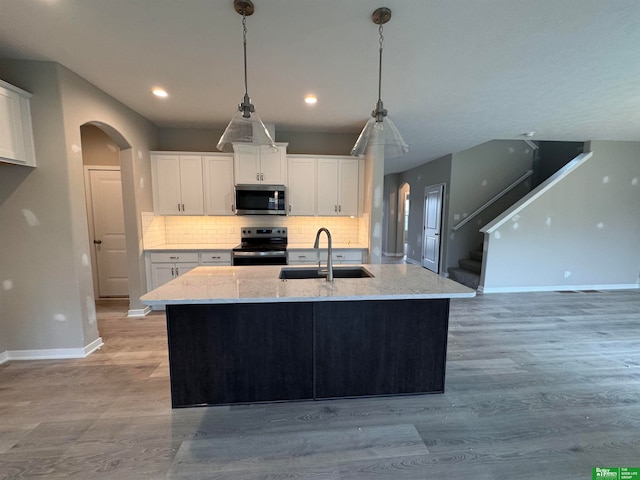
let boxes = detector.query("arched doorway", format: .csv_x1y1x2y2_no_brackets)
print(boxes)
81,122,132,299
398,182,410,259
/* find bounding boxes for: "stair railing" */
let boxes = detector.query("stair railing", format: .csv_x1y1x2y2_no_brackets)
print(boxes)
452,169,534,231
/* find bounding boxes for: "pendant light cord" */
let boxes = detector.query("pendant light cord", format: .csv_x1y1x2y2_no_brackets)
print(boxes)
378,23,384,103
242,13,249,96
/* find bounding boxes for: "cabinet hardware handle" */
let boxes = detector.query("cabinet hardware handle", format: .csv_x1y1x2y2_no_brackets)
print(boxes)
289,205,292,213
338,205,342,212
176,267,179,275
260,173,264,181
171,267,174,276
256,173,260,181
212,256,220,259
182,203,185,211
334,205,338,212
177,203,181,212
231,204,234,212
337,255,344,258
170,256,179,260
299,255,306,259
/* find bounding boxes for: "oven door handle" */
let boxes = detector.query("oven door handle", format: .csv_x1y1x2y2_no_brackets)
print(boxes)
232,251,287,257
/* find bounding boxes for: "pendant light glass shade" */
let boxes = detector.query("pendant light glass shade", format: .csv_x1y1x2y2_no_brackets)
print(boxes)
351,115,409,158
351,7,408,159
216,106,275,153
216,0,276,153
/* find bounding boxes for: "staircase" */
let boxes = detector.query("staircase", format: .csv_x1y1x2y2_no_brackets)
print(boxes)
448,246,483,290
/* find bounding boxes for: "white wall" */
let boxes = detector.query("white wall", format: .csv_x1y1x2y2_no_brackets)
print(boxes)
481,141,640,292
0,59,157,359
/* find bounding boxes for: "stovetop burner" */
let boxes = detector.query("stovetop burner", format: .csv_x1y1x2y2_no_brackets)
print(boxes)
232,227,289,265
233,226,288,251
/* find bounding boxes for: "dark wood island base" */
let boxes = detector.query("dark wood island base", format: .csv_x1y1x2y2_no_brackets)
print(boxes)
166,298,450,407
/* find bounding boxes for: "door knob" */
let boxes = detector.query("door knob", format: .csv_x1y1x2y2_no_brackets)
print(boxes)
93,239,102,244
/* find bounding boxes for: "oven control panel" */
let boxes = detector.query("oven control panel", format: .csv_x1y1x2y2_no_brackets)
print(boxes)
241,227,288,238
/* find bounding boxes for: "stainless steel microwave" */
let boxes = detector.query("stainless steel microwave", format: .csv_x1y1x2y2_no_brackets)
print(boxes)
235,184,286,215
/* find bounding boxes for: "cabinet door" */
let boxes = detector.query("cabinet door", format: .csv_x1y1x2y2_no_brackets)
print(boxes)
0,86,27,163
316,158,339,215
260,145,287,185
151,264,176,289
152,155,183,214
287,157,316,215
233,144,261,184
174,263,198,277
203,155,235,215
178,156,204,215
338,159,359,216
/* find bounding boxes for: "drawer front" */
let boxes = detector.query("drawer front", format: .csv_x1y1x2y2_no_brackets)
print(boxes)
288,250,319,264
332,250,363,262
200,251,232,265
149,252,199,263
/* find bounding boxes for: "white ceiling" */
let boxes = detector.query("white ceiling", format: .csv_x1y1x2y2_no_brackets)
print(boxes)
1,0,639,174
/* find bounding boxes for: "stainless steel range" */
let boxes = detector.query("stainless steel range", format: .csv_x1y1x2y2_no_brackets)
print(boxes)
232,227,288,266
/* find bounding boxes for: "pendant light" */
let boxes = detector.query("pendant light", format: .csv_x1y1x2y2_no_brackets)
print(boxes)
217,0,276,153
351,7,409,158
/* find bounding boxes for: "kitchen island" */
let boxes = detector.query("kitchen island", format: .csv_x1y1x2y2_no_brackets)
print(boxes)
141,264,475,407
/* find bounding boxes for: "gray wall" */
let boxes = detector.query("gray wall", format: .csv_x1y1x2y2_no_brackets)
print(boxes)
0,60,157,356
482,141,640,291
398,154,452,265
158,127,358,156
447,140,534,272
382,173,400,255
81,125,123,166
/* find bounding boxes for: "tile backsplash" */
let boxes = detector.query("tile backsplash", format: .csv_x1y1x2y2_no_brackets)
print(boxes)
141,212,370,248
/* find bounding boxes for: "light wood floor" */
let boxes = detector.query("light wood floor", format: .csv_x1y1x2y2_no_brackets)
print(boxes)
1,289,639,479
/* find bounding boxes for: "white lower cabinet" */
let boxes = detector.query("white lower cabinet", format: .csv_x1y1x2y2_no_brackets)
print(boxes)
148,252,199,290
332,249,366,264
200,251,232,266
287,249,319,265
289,248,367,265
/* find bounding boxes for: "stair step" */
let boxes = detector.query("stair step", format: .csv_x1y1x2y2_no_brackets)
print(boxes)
448,267,480,290
458,258,482,274
470,249,483,261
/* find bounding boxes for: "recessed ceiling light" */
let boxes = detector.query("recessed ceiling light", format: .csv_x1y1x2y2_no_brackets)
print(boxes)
152,88,168,98
304,95,317,105
522,132,536,137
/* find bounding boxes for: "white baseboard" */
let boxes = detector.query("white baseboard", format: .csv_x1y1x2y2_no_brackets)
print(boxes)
381,252,404,257
0,337,104,362
479,283,639,294
405,258,421,266
128,305,152,317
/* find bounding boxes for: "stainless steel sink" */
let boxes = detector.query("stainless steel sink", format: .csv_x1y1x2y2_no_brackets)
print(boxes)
279,266,374,280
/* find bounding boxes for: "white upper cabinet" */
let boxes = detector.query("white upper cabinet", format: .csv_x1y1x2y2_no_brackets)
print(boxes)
287,156,316,216
317,157,359,216
203,155,235,215
151,154,204,215
233,143,287,185
0,79,36,167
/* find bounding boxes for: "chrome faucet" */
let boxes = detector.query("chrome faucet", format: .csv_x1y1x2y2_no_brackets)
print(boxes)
313,227,333,282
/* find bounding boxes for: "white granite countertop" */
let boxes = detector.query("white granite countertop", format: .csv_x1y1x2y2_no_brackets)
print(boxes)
144,243,366,251
140,264,475,306
145,243,238,251
287,243,367,249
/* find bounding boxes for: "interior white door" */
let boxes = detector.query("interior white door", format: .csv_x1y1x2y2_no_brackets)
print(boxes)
89,169,129,297
422,184,444,273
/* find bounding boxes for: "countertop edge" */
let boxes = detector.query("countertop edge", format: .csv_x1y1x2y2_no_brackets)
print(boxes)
142,291,476,306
